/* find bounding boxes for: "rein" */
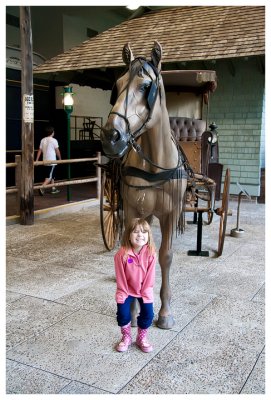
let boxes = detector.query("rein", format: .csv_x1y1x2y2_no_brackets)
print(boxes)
121,136,188,189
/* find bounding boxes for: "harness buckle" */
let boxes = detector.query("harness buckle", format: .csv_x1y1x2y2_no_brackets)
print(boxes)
131,141,141,153
130,138,141,153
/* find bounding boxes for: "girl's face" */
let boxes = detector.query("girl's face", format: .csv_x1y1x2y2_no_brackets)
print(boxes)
129,224,149,252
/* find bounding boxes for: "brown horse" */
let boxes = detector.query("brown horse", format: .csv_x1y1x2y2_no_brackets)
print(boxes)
101,41,187,329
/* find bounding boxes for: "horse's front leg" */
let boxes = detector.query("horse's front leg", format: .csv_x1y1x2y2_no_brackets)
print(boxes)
157,235,174,329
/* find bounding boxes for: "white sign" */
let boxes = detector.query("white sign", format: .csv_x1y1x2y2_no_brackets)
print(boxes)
23,94,34,123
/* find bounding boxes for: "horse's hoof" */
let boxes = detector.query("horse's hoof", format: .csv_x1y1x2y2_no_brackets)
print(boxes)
156,315,175,329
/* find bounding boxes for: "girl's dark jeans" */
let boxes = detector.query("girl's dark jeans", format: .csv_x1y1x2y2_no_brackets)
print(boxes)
117,296,154,329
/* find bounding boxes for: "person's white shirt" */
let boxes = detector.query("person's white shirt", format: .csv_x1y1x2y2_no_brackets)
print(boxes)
39,136,59,165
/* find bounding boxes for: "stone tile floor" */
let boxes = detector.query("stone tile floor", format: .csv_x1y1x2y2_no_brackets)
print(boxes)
4,200,266,396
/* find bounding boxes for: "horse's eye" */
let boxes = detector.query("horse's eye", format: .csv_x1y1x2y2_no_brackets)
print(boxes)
139,83,151,93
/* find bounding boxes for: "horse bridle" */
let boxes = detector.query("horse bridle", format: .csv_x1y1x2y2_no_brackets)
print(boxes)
109,58,160,150
108,57,186,175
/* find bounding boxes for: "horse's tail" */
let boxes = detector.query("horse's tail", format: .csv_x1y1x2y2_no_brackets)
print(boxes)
178,191,186,235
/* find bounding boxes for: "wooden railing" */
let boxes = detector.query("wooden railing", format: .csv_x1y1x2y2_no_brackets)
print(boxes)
6,152,101,218
6,155,22,214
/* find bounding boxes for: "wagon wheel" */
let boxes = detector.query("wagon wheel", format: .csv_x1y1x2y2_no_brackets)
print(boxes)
215,168,230,256
100,169,120,251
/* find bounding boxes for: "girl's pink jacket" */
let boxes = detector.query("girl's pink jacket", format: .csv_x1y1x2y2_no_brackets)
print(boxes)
114,245,156,304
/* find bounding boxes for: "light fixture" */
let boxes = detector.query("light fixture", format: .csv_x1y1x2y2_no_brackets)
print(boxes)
63,86,74,111
126,4,139,10
208,122,218,144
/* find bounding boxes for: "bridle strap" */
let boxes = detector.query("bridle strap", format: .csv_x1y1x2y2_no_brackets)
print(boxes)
109,111,131,133
108,59,158,140
132,141,183,171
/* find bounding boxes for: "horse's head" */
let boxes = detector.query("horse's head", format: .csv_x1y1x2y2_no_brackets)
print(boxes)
101,41,163,158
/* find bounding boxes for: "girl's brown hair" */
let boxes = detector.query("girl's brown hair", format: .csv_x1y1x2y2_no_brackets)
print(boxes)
121,218,156,254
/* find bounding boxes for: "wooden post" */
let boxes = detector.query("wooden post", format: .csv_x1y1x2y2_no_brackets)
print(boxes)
15,155,22,215
20,6,34,225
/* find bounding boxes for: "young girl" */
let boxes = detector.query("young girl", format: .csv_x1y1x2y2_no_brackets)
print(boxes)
114,218,156,353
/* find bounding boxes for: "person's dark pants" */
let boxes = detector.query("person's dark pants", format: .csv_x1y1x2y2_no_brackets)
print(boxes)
117,295,154,329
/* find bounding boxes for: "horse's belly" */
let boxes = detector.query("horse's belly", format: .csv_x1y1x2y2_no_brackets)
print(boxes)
123,184,184,218
123,188,157,217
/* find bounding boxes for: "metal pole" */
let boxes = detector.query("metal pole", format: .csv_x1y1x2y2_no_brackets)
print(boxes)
63,86,73,201
66,110,71,201
236,191,242,230
187,211,209,257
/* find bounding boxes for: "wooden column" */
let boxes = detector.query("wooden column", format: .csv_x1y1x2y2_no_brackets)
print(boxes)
20,6,34,225
15,155,22,215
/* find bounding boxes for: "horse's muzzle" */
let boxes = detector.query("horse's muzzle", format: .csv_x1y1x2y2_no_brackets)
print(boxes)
100,127,129,158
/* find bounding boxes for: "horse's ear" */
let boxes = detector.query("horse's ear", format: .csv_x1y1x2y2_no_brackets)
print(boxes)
122,43,134,65
151,41,162,70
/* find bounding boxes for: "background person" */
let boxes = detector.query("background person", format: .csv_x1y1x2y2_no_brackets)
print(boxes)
36,126,61,195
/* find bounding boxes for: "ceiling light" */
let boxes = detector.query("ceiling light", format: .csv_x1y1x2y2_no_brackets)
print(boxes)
126,5,139,10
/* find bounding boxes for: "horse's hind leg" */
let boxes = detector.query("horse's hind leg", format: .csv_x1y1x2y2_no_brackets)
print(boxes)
130,299,139,326
157,220,175,329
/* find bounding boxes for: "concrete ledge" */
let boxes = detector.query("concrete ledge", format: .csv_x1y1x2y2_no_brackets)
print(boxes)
6,198,100,225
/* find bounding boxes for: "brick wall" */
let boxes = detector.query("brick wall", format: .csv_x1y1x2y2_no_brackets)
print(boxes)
208,57,265,197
